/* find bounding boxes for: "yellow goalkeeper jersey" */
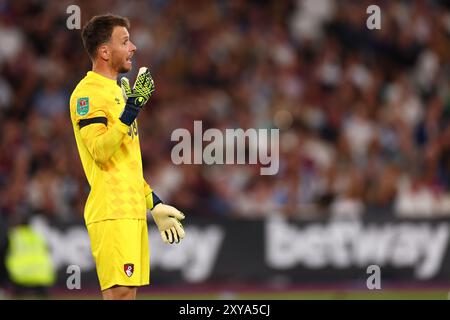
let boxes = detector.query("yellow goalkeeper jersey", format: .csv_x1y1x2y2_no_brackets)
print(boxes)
70,71,152,225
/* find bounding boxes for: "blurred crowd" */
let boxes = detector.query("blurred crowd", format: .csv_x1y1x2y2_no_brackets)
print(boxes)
0,0,450,224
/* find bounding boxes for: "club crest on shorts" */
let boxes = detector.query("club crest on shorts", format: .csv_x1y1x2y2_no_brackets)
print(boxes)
124,263,134,277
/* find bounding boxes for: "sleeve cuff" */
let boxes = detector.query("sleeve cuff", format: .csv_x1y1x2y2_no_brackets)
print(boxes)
144,183,152,197
115,121,130,134
146,192,163,210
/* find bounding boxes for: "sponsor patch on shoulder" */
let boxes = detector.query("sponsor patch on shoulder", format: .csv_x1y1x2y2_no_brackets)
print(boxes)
76,97,89,116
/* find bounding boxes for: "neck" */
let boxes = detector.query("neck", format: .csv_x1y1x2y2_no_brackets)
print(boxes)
92,61,117,80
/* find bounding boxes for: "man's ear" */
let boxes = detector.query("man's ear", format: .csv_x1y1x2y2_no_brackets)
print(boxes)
97,44,110,61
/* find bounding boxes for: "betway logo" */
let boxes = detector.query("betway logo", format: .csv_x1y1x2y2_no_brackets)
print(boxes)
30,217,224,283
149,225,224,283
265,218,450,279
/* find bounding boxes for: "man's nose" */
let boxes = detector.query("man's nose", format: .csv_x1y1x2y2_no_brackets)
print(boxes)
130,41,137,52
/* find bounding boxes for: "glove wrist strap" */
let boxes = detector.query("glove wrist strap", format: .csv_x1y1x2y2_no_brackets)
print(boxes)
152,193,163,209
119,102,140,126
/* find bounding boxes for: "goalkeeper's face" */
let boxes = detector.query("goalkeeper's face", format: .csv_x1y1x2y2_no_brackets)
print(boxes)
108,26,136,73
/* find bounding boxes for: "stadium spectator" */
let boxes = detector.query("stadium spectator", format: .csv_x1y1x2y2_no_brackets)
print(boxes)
0,0,449,221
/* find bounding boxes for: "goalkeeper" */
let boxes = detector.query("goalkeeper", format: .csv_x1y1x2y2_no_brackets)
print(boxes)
69,14,185,300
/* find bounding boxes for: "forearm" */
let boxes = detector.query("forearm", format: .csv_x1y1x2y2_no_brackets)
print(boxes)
81,121,130,164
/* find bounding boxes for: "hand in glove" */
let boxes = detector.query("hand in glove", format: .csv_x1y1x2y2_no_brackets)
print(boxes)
147,193,185,244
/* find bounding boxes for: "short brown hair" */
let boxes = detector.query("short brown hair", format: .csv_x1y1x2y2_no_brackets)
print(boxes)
81,14,130,59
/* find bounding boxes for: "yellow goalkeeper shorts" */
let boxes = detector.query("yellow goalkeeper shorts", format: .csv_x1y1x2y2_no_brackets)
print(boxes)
87,218,150,291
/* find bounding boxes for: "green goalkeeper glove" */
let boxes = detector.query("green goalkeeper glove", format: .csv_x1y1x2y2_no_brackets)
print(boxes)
119,67,155,126
147,193,185,244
